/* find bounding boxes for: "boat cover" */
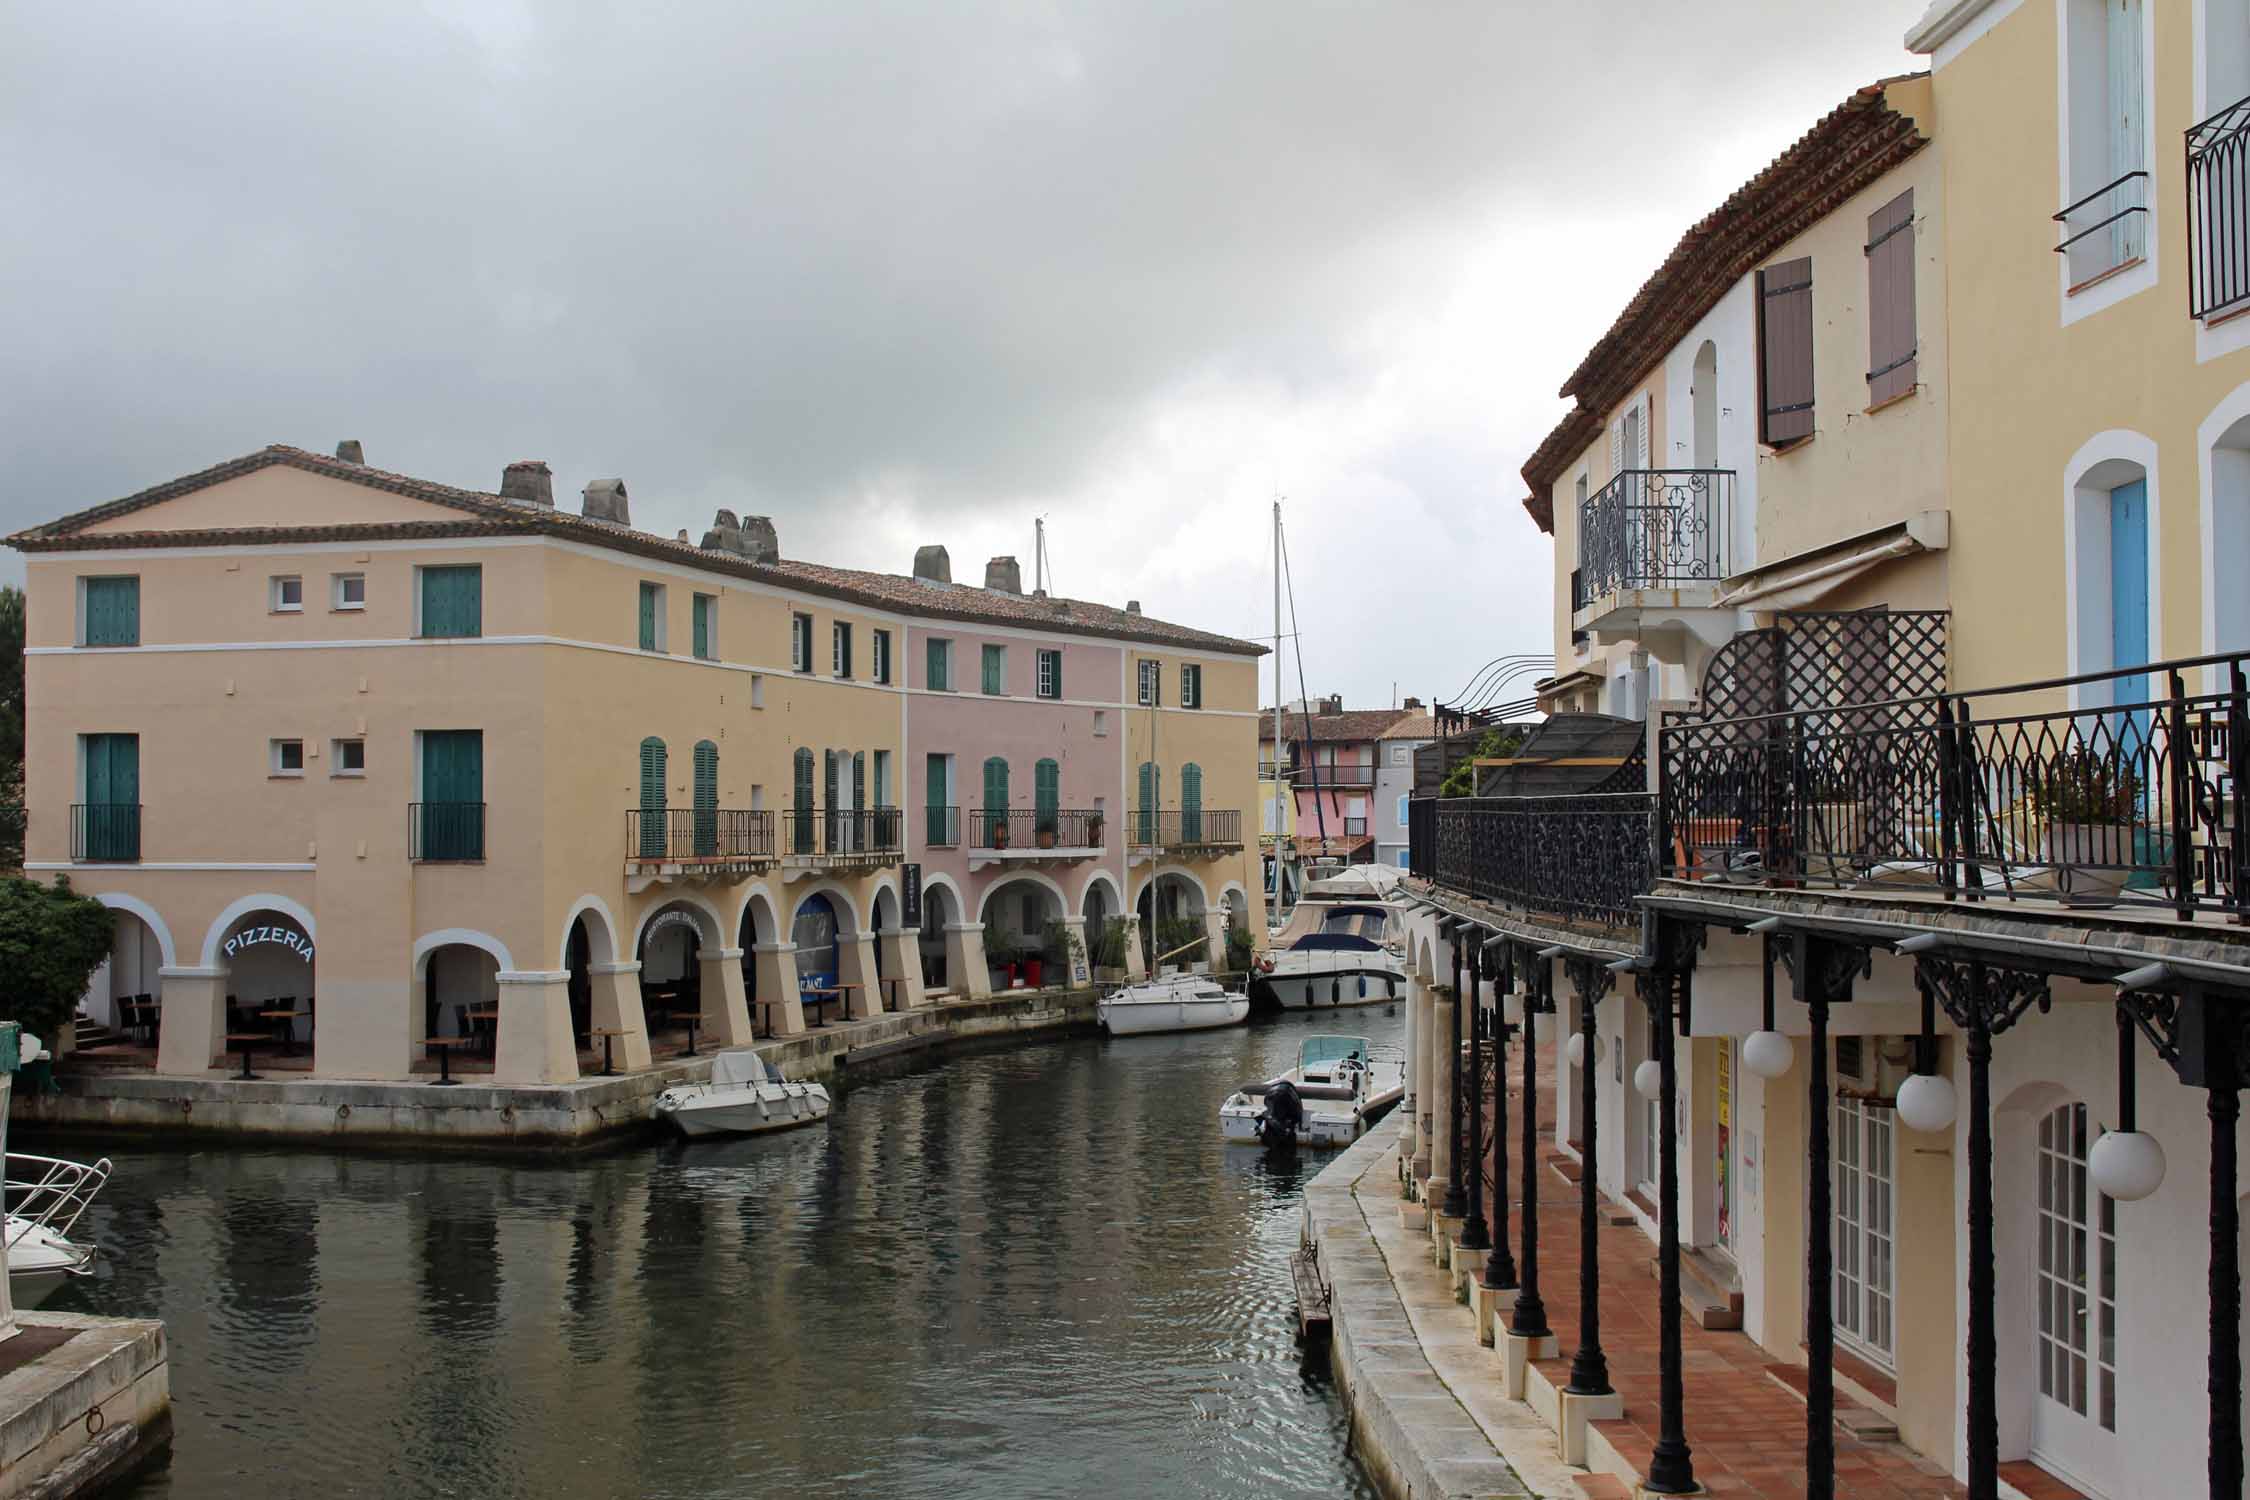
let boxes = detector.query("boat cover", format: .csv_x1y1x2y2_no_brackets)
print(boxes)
710,1050,774,1088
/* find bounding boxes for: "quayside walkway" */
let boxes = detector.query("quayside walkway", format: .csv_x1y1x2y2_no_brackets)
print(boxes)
1329,1039,1970,1499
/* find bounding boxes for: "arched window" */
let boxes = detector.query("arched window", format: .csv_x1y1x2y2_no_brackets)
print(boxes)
638,737,667,856
983,756,1010,845
792,746,815,853
692,740,718,856
1691,340,1719,469
1034,758,1060,835
1180,763,1204,842
1137,762,1160,844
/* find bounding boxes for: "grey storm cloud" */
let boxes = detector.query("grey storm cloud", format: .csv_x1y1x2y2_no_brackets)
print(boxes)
0,0,1918,700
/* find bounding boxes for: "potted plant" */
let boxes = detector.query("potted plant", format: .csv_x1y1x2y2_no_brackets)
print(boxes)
2028,749,2141,899
991,817,1012,851
1036,823,1059,850
1090,917,1129,981
1087,811,1105,846
1042,918,1084,987
1224,921,1254,974
1154,916,1207,974
992,940,1021,989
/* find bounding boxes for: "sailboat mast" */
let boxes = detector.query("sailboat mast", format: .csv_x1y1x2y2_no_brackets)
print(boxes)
1273,501,1283,904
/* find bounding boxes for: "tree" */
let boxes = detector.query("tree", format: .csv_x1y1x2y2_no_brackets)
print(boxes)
0,585,22,772
0,877,113,1043
1439,725,1530,797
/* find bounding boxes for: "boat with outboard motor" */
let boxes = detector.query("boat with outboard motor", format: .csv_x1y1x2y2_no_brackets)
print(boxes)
1099,971,1250,1036
5,1152,108,1307
1218,1034,1405,1148
1257,866,1410,1009
651,1049,831,1139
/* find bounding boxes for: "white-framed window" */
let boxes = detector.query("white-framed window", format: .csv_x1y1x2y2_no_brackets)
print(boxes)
331,572,366,611
270,575,304,613
833,620,853,678
1036,648,1061,699
2058,0,2155,313
330,738,366,776
1180,663,1202,709
1396,793,1410,825
2035,1100,2118,1439
791,612,813,672
1834,1091,1897,1365
270,738,305,776
1138,659,1161,706
873,628,893,685
1093,710,1108,737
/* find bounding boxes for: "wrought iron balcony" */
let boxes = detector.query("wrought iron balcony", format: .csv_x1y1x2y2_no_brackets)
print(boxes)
1128,808,1243,851
1659,648,2250,919
2054,169,2150,290
410,802,484,863
625,808,775,865
1406,793,1654,929
782,806,903,864
1575,469,1734,606
70,803,137,862
2190,94,2250,320
924,804,961,848
968,808,1107,852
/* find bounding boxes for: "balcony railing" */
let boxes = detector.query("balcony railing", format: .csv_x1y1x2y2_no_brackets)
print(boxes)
1260,760,1378,786
1342,816,1369,837
2190,94,2250,320
1129,808,1243,849
968,809,1107,850
410,802,485,863
925,805,961,848
1575,469,1734,603
783,806,904,860
1407,793,1655,929
1660,649,2250,919
625,808,775,863
70,803,138,862
2054,169,2149,290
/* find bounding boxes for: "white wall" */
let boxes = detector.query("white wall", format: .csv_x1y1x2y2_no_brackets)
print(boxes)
1663,277,1760,573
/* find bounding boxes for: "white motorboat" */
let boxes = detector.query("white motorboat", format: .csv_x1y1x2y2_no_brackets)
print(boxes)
1260,870,1411,1009
1219,1034,1406,1149
651,1049,831,1139
1099,972,1251,1036
5,1152,108,1308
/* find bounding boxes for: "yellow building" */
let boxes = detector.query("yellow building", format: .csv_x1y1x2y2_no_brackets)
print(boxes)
16,444,1262,1090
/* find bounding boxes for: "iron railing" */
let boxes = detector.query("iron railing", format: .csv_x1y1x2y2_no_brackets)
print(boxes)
925,805,961,848
1576,469,1734,602
625,808,775,862
1128,808,1243,848
2190,94,2250,320
783,806,904,859
1661,649,2250,918
2054,169,2150,288
1260,760,1378,786
1408,793,1655,929
410,802,485,862
69,803,137,862
968,808,1107,850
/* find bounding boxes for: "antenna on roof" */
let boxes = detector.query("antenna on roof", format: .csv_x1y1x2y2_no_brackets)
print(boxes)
1033,515,1053,597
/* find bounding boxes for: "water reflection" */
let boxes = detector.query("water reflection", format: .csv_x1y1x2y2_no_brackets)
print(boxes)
37,1007,1402,1499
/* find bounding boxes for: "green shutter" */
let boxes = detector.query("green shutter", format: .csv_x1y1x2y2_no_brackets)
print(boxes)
927,638,947,691
693,595,712,659
1050,650,1062,699
926,753,948,845
82,734,140,860
638,582,656,650
1137,762,1158,843
1181,763,1203,841
837,624,852,678
982,756,1009,843
982,644,1003,695
637,736,667,856
420,566,482,639
1035,758,1059,834
693,740,718,855
84,576,140,647
420,731,485,859
793,747,815,852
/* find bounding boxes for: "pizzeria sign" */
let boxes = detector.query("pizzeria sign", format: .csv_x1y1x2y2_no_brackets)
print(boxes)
223,925,314,963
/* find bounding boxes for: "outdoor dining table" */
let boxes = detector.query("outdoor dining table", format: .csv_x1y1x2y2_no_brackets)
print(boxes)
588,1026,634,1076
799,983,859,1028
656,1007,702,1057
259,1008,308,1055
421,1035,475,1086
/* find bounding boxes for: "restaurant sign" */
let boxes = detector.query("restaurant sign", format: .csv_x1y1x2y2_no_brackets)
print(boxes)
901,863,922,929
223,925,314,963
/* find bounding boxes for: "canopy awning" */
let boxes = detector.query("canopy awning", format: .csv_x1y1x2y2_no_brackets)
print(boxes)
1714,509,1949,612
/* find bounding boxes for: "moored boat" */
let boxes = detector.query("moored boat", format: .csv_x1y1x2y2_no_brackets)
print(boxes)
1259,867,1411,1009
5,1152,108,1308
1099,972,1250,1036
1218,1034,1405,1148
652,1049,831,1139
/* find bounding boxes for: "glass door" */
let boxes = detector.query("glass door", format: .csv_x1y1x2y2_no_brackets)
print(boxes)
2032,1101,2118,1494
1834,1093,1895,1364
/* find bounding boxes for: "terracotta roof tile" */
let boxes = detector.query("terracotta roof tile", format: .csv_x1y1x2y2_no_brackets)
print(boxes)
1258,708,1412,743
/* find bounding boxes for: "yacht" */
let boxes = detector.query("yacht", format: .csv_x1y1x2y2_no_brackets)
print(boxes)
1219,1034,1405,1148
652,1049,831,1139
6,1153,108,1308
1099,972,1251,1036
1257,866,1411,1009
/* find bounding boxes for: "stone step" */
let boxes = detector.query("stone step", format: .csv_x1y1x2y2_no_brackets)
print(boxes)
1642,1247,1744,1330
1761,1362,1901,1442
1567,1473,1630,1499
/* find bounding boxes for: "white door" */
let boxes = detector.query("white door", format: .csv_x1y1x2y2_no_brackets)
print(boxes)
1834,1093,1896,1364
2032,1101,2118,1495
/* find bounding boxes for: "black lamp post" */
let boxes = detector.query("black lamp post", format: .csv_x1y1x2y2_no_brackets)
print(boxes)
1443,934,1467,1220
1462,943,1490,1252
1509,947,1550,1339
1483,939,1517,1291
1563,954,1612,1398
1634,962,1696,1494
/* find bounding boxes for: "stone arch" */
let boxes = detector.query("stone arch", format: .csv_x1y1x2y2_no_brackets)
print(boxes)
412,927,516,977
556,895,620,969
791,880,864,936
89,894,174,1035
94,893,176,969
1079,869,1124,917
733,883,784,948
200,891,317,969
917,873,965,990
628,894,725,956
871,882,901,932
975,869,1069,924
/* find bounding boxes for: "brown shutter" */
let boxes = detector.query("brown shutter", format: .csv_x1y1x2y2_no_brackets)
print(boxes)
1757,256,1815,446
1864,189,1917,407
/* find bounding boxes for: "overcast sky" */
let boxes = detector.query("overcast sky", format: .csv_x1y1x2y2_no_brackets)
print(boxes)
2,2,1921,707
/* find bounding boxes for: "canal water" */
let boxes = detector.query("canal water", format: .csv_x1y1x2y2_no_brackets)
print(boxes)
37,1005,1405,1499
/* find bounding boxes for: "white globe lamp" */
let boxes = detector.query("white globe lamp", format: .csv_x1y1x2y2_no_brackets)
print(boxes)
1895,1072,1958,1134
1565,1031,1604,1068
1742,1029,1795,1079
2089,1129,2167,1202
1633,1058,1663,1100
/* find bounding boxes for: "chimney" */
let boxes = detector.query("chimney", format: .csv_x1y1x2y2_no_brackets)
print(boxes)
913,545,952,584
500,460,553,506
1125,600,1142,615
700,510,780,564
1320,695,1344,715
334,440,364,465
1403,696,1423,710
984,556,1022,594
582,478,630,526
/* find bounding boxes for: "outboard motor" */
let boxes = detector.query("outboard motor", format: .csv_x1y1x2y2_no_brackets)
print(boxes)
1260,1079,1305,1149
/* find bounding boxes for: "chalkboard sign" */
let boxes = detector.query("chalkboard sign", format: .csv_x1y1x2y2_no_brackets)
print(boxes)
901,862,923,929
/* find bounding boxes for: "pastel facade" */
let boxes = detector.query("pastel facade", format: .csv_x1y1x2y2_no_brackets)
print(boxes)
21,446,1262,1090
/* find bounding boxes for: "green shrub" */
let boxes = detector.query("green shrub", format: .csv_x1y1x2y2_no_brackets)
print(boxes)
0,877,114,1044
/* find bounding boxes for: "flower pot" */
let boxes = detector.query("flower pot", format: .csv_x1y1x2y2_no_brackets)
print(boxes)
1001,961,1020,987
1088,819,1105,846
1024,957,1045,988
992,825,1011,850
1036,829,1058,850
2038,820,2136,899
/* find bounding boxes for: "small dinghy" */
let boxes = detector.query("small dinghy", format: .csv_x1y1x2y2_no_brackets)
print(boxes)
652,1049,831,1139
1219,1034,1406,1149
6,1152,108,1308
1099,972,1251,1036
